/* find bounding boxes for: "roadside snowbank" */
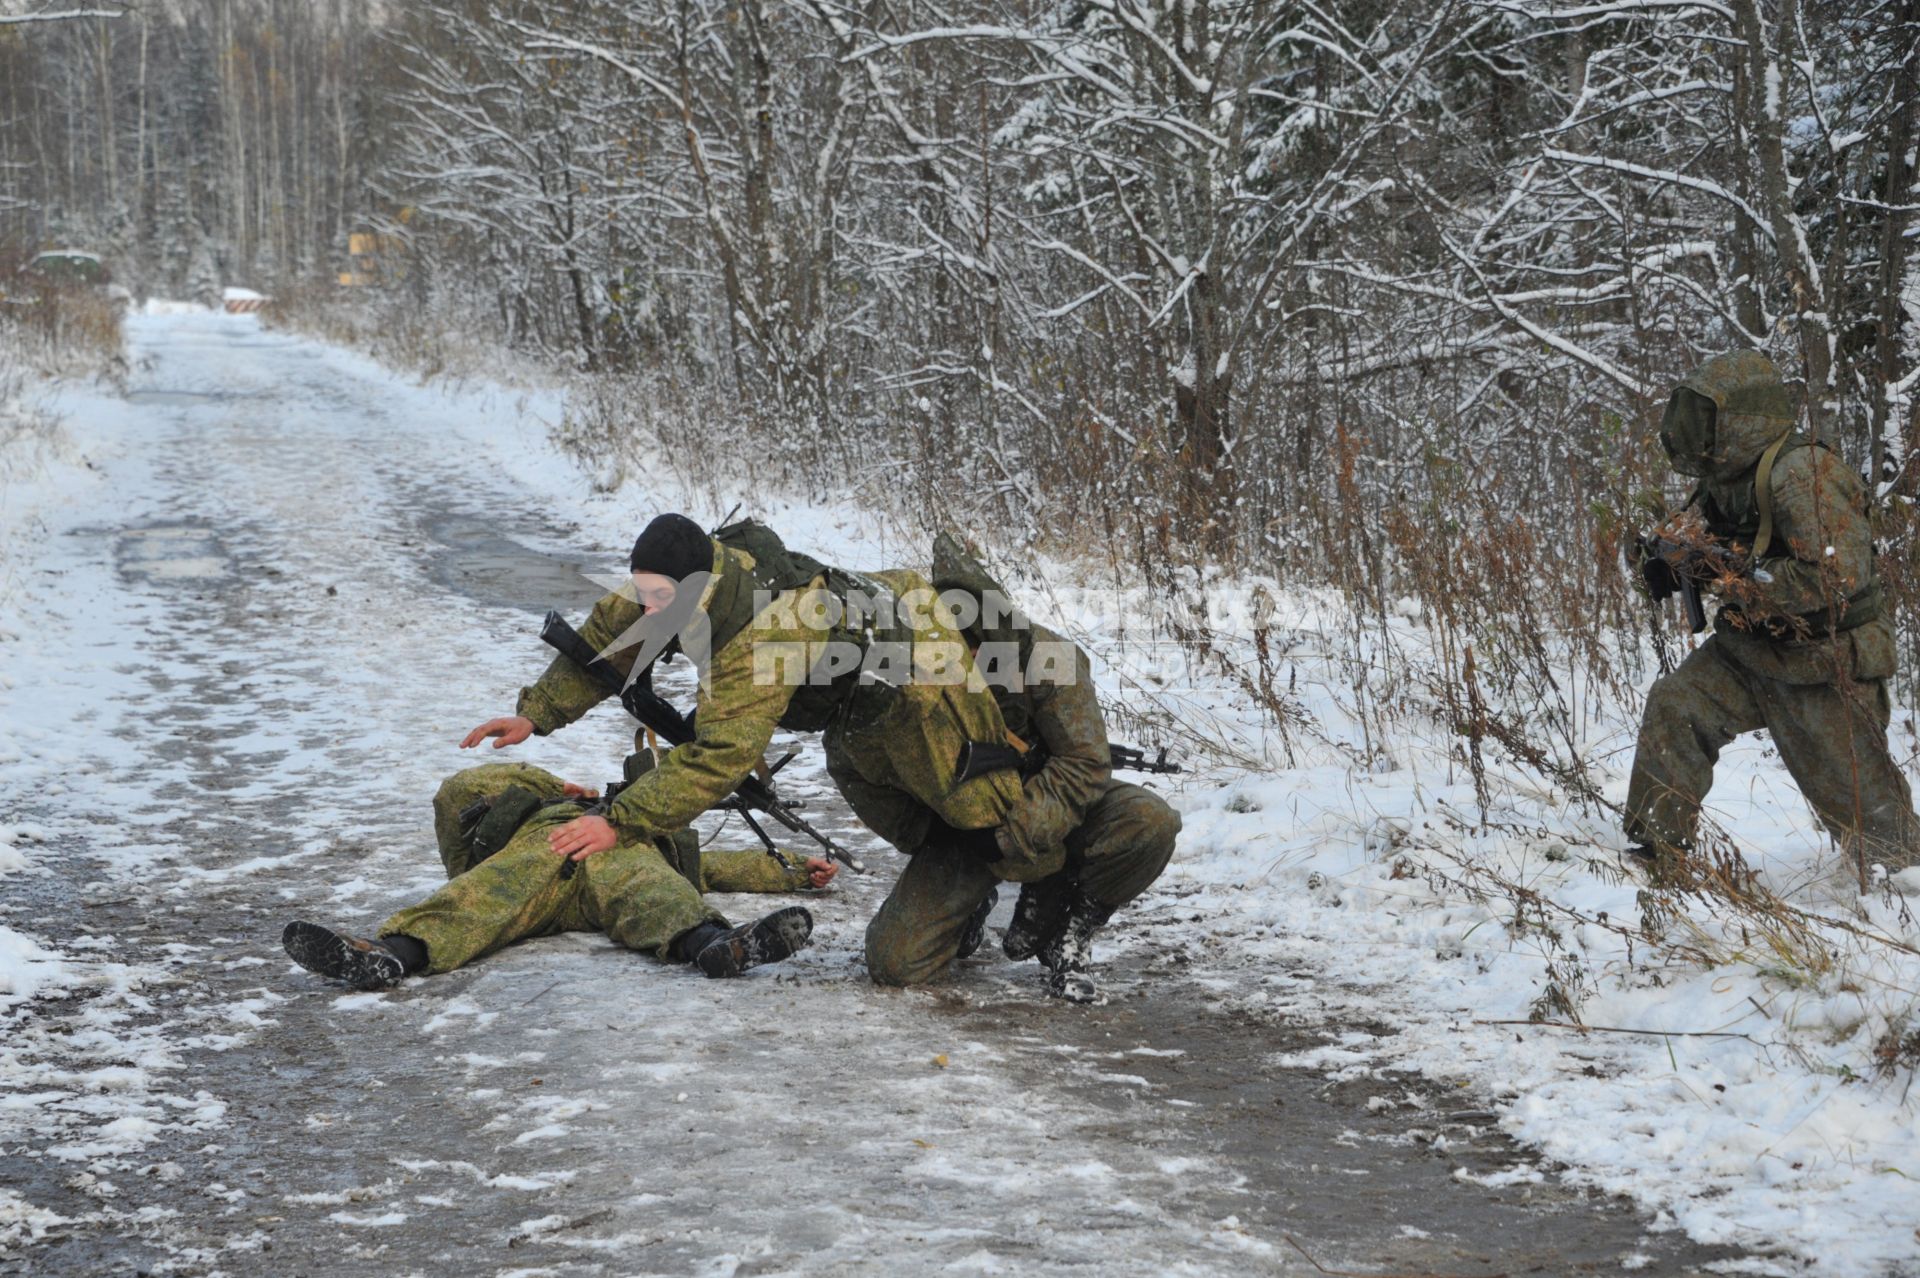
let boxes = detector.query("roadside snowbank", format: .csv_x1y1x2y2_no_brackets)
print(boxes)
1,376,109,1015
0,343,238,1223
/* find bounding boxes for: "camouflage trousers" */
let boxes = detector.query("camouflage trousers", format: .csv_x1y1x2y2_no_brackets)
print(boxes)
381,763,724,975
861,779,1181,987
1624,631,1920,871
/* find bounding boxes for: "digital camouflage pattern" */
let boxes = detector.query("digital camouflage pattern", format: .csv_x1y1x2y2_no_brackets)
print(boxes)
516,545,1022,853
502,520,1153,985
1625,638,1917,869
855,536,1180,985
379,802,724,974
863,778,1181,987
1627,351,1919,870
430,762,823,893
822,567,1027,863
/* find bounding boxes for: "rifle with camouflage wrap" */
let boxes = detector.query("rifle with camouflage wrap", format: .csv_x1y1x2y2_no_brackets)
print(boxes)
1633,529,1771,636
540,610,867,873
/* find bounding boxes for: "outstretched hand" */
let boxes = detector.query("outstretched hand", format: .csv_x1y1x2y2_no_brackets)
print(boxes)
550,814,619,861
803,856,838,889
461,715,535,750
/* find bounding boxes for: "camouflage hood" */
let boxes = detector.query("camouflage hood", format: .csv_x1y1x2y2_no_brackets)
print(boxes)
931,531,1030,650
1659,349,1796,480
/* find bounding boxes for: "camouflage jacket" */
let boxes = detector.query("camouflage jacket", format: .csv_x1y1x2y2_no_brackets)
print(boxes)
989,622,1114,867
1660,349,1892,683
1662,351,1883,632
515,533,828,844
929,532,1113,866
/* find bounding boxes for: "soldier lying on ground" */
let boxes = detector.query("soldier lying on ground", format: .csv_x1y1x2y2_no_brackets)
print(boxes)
281,755,832,990
280,756,829,982
425,761,839,894
280,516,836,990
1627,349,1920,879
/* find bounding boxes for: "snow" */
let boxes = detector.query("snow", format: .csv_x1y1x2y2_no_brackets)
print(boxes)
0,1191,69,1247
140,297,213,316
1,312,1917,1272
0,926,73,1004
220,286,266,302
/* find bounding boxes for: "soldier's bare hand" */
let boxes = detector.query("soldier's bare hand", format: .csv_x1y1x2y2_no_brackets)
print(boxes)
803,856,838,889
461,716,535,750
550,814,618,860
560,782,600,799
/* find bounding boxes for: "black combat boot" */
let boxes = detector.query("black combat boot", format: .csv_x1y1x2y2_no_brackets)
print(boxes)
282,921,418,990
1002,877,1071,961
692,906,815,978
1037,891,1117,1004
956,888,999,961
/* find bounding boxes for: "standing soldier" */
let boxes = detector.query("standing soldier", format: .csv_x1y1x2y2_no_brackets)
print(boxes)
1627,349,1919,878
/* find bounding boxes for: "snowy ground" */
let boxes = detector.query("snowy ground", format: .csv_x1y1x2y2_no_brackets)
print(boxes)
0,312,1910,1274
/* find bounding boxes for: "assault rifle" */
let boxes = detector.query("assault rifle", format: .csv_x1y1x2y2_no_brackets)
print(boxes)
539,610,867,873
953,739,1183,786
1634,533,1754,636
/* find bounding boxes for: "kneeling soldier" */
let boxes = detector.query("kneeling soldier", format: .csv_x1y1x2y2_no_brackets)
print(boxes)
297,513,1173,1002
851,535,1181,1001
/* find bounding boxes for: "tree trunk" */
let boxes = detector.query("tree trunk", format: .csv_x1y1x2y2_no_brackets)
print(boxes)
1870,0,1917,494
1734,0,1832,426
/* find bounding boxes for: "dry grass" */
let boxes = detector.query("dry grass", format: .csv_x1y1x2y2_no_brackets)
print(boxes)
0,272,125,381
263,281,520,388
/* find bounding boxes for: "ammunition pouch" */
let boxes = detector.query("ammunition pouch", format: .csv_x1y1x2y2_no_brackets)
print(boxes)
461,785,549,864
1719,579,1884,643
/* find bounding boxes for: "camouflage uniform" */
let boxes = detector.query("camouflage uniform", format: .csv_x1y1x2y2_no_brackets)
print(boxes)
858,538,1181,987
1625,350,1919,871
427,762,822,894
376,761,820,976
402,524,1007,975
380,800,724,975
512,528,1023,855
489,519,1170,986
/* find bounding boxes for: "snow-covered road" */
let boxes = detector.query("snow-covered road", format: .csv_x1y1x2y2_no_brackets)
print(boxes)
0,315,1744,1275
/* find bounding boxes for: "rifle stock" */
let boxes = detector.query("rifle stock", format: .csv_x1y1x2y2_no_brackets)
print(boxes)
954,740,1036,786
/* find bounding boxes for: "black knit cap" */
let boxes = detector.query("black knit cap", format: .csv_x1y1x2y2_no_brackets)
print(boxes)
628,513,713,582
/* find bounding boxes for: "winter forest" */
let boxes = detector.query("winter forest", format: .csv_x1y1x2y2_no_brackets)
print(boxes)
4,0,1920,1273
7,0,1915,559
